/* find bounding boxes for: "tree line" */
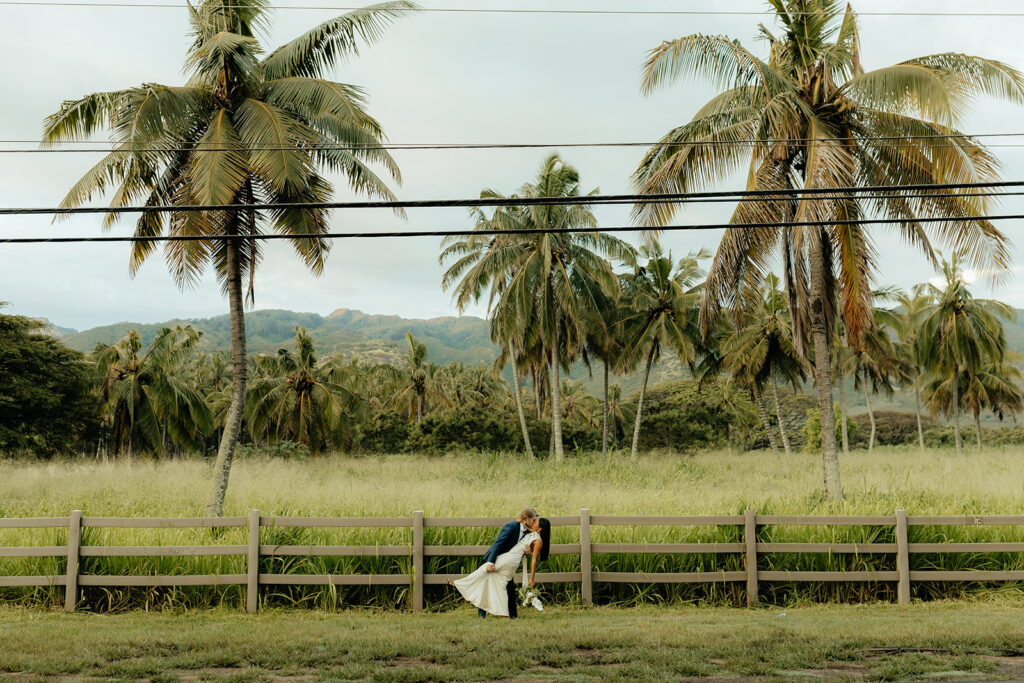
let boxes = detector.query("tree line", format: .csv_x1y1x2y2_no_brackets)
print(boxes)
2,244,1019,465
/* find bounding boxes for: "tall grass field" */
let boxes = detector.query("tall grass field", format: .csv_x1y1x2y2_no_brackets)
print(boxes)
3,447,1024,610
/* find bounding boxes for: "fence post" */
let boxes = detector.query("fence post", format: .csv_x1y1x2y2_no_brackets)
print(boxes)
412,510,424,612
744,509,758,607
580,508,592,605
247,509,260,614
895,508,910,605
64,510,82,612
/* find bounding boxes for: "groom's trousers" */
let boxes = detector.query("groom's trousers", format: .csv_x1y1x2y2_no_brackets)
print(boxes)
477,579,518,619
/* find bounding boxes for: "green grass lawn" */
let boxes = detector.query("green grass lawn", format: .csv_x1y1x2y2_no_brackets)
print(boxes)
4,602,1024,681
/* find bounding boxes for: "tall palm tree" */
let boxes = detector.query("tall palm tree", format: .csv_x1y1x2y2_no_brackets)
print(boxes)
584,287,626,456
962,359,1024,448
442,154,630,462
843,316,900,453
724,274,806,455
603,384,636,449
94,326,212,457
380,332,431,423
44,0,414,514
618,243,706,463
918,253,1013,455
441,204,537,457
635,0,1022,499
886,285,935,453
246,327,365,451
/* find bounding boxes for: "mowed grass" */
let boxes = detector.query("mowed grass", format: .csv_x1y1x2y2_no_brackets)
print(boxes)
6,602,1024,681
4,447,1024,609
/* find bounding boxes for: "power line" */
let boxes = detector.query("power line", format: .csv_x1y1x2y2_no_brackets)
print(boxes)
2,2,1024,16
4,212,1024,245
2,180,1023,216
6,132,1024,154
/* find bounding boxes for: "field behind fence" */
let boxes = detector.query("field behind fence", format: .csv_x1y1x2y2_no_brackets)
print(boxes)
6,508,1024,611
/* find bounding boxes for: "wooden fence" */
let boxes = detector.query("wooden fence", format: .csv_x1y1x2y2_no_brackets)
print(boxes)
4,509,1024,612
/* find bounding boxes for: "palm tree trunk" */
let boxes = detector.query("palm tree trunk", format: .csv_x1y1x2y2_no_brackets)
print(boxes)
630,344,657,464
914,373,925,454
974,409,983,450
550,332,565,463
753,386,779,454
532,367,543,420
416,392,424,424
770,371,792,456
602,361,609,456
837,373,850,455
205,236,247,517
809,236,843,501
864,384,876,454
952,368,962,456
509,345,534,459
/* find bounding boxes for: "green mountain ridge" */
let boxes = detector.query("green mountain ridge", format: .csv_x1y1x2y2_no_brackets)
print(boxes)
59,308,499,367
51,306,1024,418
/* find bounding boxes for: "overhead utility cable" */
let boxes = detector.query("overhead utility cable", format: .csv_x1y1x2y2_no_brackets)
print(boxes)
5,212,1024,245
1,180,1023,216
4,132,1024,154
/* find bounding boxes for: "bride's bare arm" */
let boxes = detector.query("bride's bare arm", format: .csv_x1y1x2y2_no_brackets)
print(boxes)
529,540,541,587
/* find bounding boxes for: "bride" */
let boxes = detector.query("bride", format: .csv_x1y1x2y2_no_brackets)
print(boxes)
451,518,550,617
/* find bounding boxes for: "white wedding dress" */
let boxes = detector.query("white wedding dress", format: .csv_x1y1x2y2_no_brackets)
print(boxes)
453,531,540,617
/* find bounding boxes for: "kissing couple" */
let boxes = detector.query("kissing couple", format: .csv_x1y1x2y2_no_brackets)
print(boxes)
449,507,550,618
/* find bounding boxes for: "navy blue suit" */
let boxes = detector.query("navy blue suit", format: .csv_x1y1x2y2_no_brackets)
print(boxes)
479,520,522,618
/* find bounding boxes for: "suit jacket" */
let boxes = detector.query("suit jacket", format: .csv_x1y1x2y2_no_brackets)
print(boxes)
482,520,523,565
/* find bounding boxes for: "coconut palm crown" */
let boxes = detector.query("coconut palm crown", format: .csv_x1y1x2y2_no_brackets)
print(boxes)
43,0,416,513
634,0,1024,499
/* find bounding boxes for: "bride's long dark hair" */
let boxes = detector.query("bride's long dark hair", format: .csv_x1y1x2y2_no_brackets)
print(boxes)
538,518,551,562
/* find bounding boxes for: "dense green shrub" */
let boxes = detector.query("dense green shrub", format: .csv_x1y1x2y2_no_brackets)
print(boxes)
803,403,858,451
405,407,518,454
0,309,100,457
636,380,733,451
358,413,412,453
851,411,920,446
920,424,1024,448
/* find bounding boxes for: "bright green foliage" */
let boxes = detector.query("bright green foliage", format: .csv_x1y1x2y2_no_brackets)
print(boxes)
246,327,365,452
93,326,212,456
0,308,99,457
803,403,857,451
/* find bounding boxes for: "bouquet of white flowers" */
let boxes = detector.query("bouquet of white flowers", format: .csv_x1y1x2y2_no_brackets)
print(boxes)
518,586,544,612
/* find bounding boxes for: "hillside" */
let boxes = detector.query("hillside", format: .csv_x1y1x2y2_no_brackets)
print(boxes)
60,308,498,366
57,307,685,395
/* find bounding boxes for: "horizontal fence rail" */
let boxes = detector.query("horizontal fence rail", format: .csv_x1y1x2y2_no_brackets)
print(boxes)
5,509,1024,611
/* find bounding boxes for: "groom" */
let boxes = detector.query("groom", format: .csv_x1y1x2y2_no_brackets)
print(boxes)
478,507,539,619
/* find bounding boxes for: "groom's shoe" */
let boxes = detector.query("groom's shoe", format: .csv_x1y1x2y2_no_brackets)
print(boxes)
477,608,486,619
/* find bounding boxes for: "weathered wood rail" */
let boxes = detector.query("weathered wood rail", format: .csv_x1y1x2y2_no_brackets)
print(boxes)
4,509,1024,611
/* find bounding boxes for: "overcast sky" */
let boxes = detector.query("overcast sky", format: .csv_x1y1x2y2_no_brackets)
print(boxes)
2,0,1024,330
